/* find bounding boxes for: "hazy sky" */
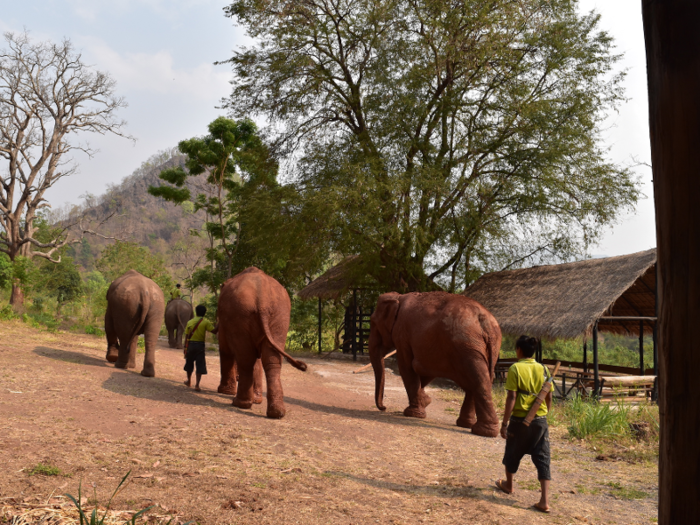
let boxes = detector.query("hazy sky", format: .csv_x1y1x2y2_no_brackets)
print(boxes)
1,0,656,257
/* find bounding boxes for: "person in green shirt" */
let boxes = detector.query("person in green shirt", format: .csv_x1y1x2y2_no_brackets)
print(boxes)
495,335,552,513
183,304,218,392
170,284,182,301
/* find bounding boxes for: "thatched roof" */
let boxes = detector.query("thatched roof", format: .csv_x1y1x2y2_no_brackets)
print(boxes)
464,248,656,339
297,255,366,301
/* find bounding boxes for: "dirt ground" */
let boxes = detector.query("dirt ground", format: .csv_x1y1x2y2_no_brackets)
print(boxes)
0,320,658,524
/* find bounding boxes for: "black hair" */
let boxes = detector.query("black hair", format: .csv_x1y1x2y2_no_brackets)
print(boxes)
195,304,207,317
176,283,181,288
516,335,538,358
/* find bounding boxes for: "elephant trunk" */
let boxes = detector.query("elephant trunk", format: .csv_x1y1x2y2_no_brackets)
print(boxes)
369,332,387,411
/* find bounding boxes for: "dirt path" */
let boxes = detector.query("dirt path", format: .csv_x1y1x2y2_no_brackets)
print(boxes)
0,320,657,524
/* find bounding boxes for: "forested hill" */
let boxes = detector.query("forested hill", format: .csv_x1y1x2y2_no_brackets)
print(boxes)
68,151,208,271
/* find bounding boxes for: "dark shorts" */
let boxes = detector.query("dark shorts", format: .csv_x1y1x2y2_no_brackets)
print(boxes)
184,341,207,375
502,416,551,480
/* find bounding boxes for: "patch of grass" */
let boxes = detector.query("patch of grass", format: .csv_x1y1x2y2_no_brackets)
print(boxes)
518,480,540,491
605,481,648,500
28,462,68,477
575,483,600,495
251,482,266,489
564,396,632,440
444,407,456,413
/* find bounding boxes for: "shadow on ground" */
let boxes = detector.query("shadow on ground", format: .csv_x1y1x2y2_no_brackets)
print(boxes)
34,346,109,368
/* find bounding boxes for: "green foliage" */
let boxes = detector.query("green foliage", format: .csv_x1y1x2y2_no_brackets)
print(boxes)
28,463,67,477
149,117,280,292
565,396,632,440
0,253,11,289
96,241,174,293
0,304,16,320
39,256,83,305
222,0,640,292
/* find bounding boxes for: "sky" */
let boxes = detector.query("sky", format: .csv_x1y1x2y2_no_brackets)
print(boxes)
0,0,656,257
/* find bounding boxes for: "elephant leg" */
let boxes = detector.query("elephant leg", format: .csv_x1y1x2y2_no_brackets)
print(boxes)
128,338,138,369
419,376,433,408
463,360,499,437
176,325,184,350
397,350,427,419
141,319,158,377
231,340,257,409
261,346,285,419
456,389,477,429
115,334,135,369
217,328,238,396
167,328,176,349
105,311,119,363
253,359,264,404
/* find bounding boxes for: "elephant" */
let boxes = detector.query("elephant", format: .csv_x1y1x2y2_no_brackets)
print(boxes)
217,267,307,418
165,298,193,349
369,291,502,437
104,270,165,377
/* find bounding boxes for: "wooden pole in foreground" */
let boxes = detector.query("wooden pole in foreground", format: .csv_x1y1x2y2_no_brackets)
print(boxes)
353,350,397,374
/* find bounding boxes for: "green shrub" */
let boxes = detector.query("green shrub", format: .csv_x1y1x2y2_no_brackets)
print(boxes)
0,304,16,320
28,462,66,477
565,395,632,440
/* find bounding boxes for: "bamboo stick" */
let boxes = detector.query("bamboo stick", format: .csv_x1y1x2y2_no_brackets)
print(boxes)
353,350,397,373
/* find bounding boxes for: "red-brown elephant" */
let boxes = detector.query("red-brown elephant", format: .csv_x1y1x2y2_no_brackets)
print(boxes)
105,270,165,377
369,291,501,437
217,267,307,419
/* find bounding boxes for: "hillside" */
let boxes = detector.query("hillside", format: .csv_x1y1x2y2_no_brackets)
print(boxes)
67,151,210,274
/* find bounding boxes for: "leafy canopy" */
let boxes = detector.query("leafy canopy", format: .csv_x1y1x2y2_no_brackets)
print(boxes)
222,0,640,292
96,241,174,293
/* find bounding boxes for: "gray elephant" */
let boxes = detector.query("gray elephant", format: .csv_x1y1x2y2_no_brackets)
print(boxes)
165,298,193,349
105,270,165,377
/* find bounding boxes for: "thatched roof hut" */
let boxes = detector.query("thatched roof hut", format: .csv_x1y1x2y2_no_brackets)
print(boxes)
464,248,656,340
297,255,366,301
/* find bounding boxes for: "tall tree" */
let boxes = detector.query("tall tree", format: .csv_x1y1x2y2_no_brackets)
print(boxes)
148,117,278,293
642,0,700,522
222,0,640,292
0,32,129,305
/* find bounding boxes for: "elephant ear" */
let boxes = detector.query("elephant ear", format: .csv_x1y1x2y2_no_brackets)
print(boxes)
372,292,401,349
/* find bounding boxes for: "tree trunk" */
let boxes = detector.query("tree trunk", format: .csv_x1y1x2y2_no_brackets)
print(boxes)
642,1,700,522
10,280,24,307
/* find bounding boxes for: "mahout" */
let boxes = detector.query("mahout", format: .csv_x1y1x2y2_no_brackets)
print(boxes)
165,298,193,349
217,267,307,418
104,270,165,377
369,291,501,437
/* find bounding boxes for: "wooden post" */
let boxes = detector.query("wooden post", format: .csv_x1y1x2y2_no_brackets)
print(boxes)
318,298,322,354
639,320,645,376
643,1,700,519
351,289,358,361
583,341,588,374
593,322,599,396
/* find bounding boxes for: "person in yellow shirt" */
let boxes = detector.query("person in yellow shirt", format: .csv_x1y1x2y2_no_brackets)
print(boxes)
170,284,182,301
495,335,552,513
183,304,218,392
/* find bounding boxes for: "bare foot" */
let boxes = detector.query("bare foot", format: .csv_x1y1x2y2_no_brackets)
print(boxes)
184,380,191,387
495,479,513,494
194,386,201,392
533,503,550,513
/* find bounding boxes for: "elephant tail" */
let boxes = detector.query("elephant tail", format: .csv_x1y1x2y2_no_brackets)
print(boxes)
479,312,500,383
260,314,308,372
125,300,149,349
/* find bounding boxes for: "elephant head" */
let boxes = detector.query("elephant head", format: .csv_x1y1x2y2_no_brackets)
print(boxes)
368,292,401,412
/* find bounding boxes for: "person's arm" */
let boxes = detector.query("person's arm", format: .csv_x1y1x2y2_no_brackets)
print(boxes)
211,323,219,335
501,390,517,439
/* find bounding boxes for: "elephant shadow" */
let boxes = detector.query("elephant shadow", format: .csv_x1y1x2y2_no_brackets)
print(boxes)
324,471,520,510
99,370,260,412
34,346,112,368
282,396,479,437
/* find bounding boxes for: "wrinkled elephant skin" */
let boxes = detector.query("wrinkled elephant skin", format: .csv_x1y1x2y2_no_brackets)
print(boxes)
217,267,307,419
165,299,193,349
369,291,501,438
104,270,165,377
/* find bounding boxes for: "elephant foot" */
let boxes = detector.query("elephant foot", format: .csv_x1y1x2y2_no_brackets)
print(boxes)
218,385,237,396
403,406,427,419
168,343,176,349
106,354,118,363
232,397,253,409
114,361,128,369
266,404,286,419
456,416,476,429
141,367,155,378
471,421,499,438
419,392,432,407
